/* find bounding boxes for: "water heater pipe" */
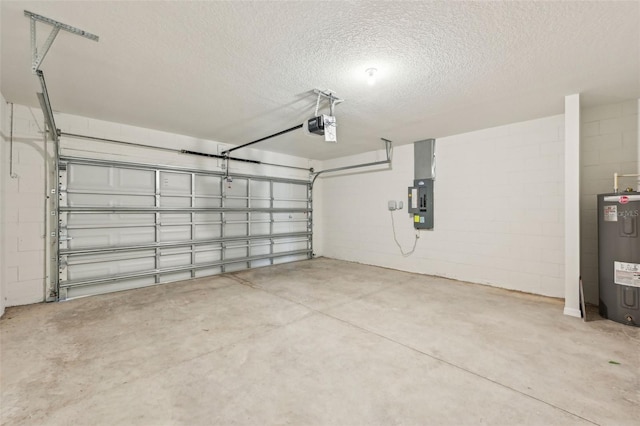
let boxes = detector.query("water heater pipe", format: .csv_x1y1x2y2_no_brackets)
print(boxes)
613,172,640,193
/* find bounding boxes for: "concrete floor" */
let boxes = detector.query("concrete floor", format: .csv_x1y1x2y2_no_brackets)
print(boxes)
1,258,639,425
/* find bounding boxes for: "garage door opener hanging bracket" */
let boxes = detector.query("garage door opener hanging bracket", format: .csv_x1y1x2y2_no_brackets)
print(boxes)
24,10,99,143
220,89,344,158
25,10,99,74
310,138,392,188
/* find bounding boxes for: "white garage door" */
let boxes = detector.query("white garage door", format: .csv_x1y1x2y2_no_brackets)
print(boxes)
57,156,312,300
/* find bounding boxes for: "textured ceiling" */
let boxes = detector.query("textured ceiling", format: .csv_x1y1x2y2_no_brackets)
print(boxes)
1,1,639,160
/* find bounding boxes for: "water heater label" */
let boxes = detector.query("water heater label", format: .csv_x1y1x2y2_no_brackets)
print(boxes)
604,205,618,222
614,261,640,288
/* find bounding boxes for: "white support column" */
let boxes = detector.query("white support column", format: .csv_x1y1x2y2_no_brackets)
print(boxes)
0,96,6,318
564,94,581,317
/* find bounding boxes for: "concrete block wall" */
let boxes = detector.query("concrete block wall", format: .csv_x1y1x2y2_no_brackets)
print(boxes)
580,100,639,304
317,115,566,298
3,99,635,307
1,102,314,307
0,100,49,308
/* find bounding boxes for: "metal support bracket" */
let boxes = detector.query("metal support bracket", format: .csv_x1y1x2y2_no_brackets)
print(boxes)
221,89,344,156
311,138,392,188
313,89,344,115
25,10,99,73
36,71,60,142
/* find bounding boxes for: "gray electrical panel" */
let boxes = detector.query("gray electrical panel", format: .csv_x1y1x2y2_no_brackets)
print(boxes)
598,192,640,327
408,139,435,229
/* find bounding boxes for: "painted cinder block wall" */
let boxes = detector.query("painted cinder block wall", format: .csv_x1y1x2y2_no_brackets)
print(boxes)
580,100,639,304
2,99,637,308
0,102,314,307
317,115,567,297
1,103,49,307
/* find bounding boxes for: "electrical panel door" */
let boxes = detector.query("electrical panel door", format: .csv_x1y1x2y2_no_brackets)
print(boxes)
408,179,434,229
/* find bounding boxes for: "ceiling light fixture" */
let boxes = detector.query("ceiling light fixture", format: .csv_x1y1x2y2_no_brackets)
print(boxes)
366,68,377,85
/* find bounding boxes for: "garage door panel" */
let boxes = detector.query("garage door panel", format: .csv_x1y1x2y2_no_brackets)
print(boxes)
274,240,308,254
194,197,222,208
68,193,155,207
250,259,271,268
159,225,191,242
250,180,269,195
251,212,270,220
250,222,270,235
159,246,191,256
250,181,270,208
251,199,271,208
273,200,307,209
66,276,157,299
116,169,155,192
195,212,221,223
273,212,307,220
194,224,221,239
250,242,271,257
66,251,156,268
159,271,192,283
291,222,309,233
159,253,192,268
68,164,111,189
160,172,191,194
226,179,248,197
195,175,222,195
195,267,222,277
273,221,307,234
160,213,191,224
195,249,222,264
273,182,307,199
226,223,248,237
59,157,311,299
160,196,191,207
226,212,247,221
68,164,155,193
67,231,111,249
68,227,156,249
68,256,156,281
226,245,249,259
68,213,154,226
225,198,248,208
224,262,248,273
273,254,308,265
